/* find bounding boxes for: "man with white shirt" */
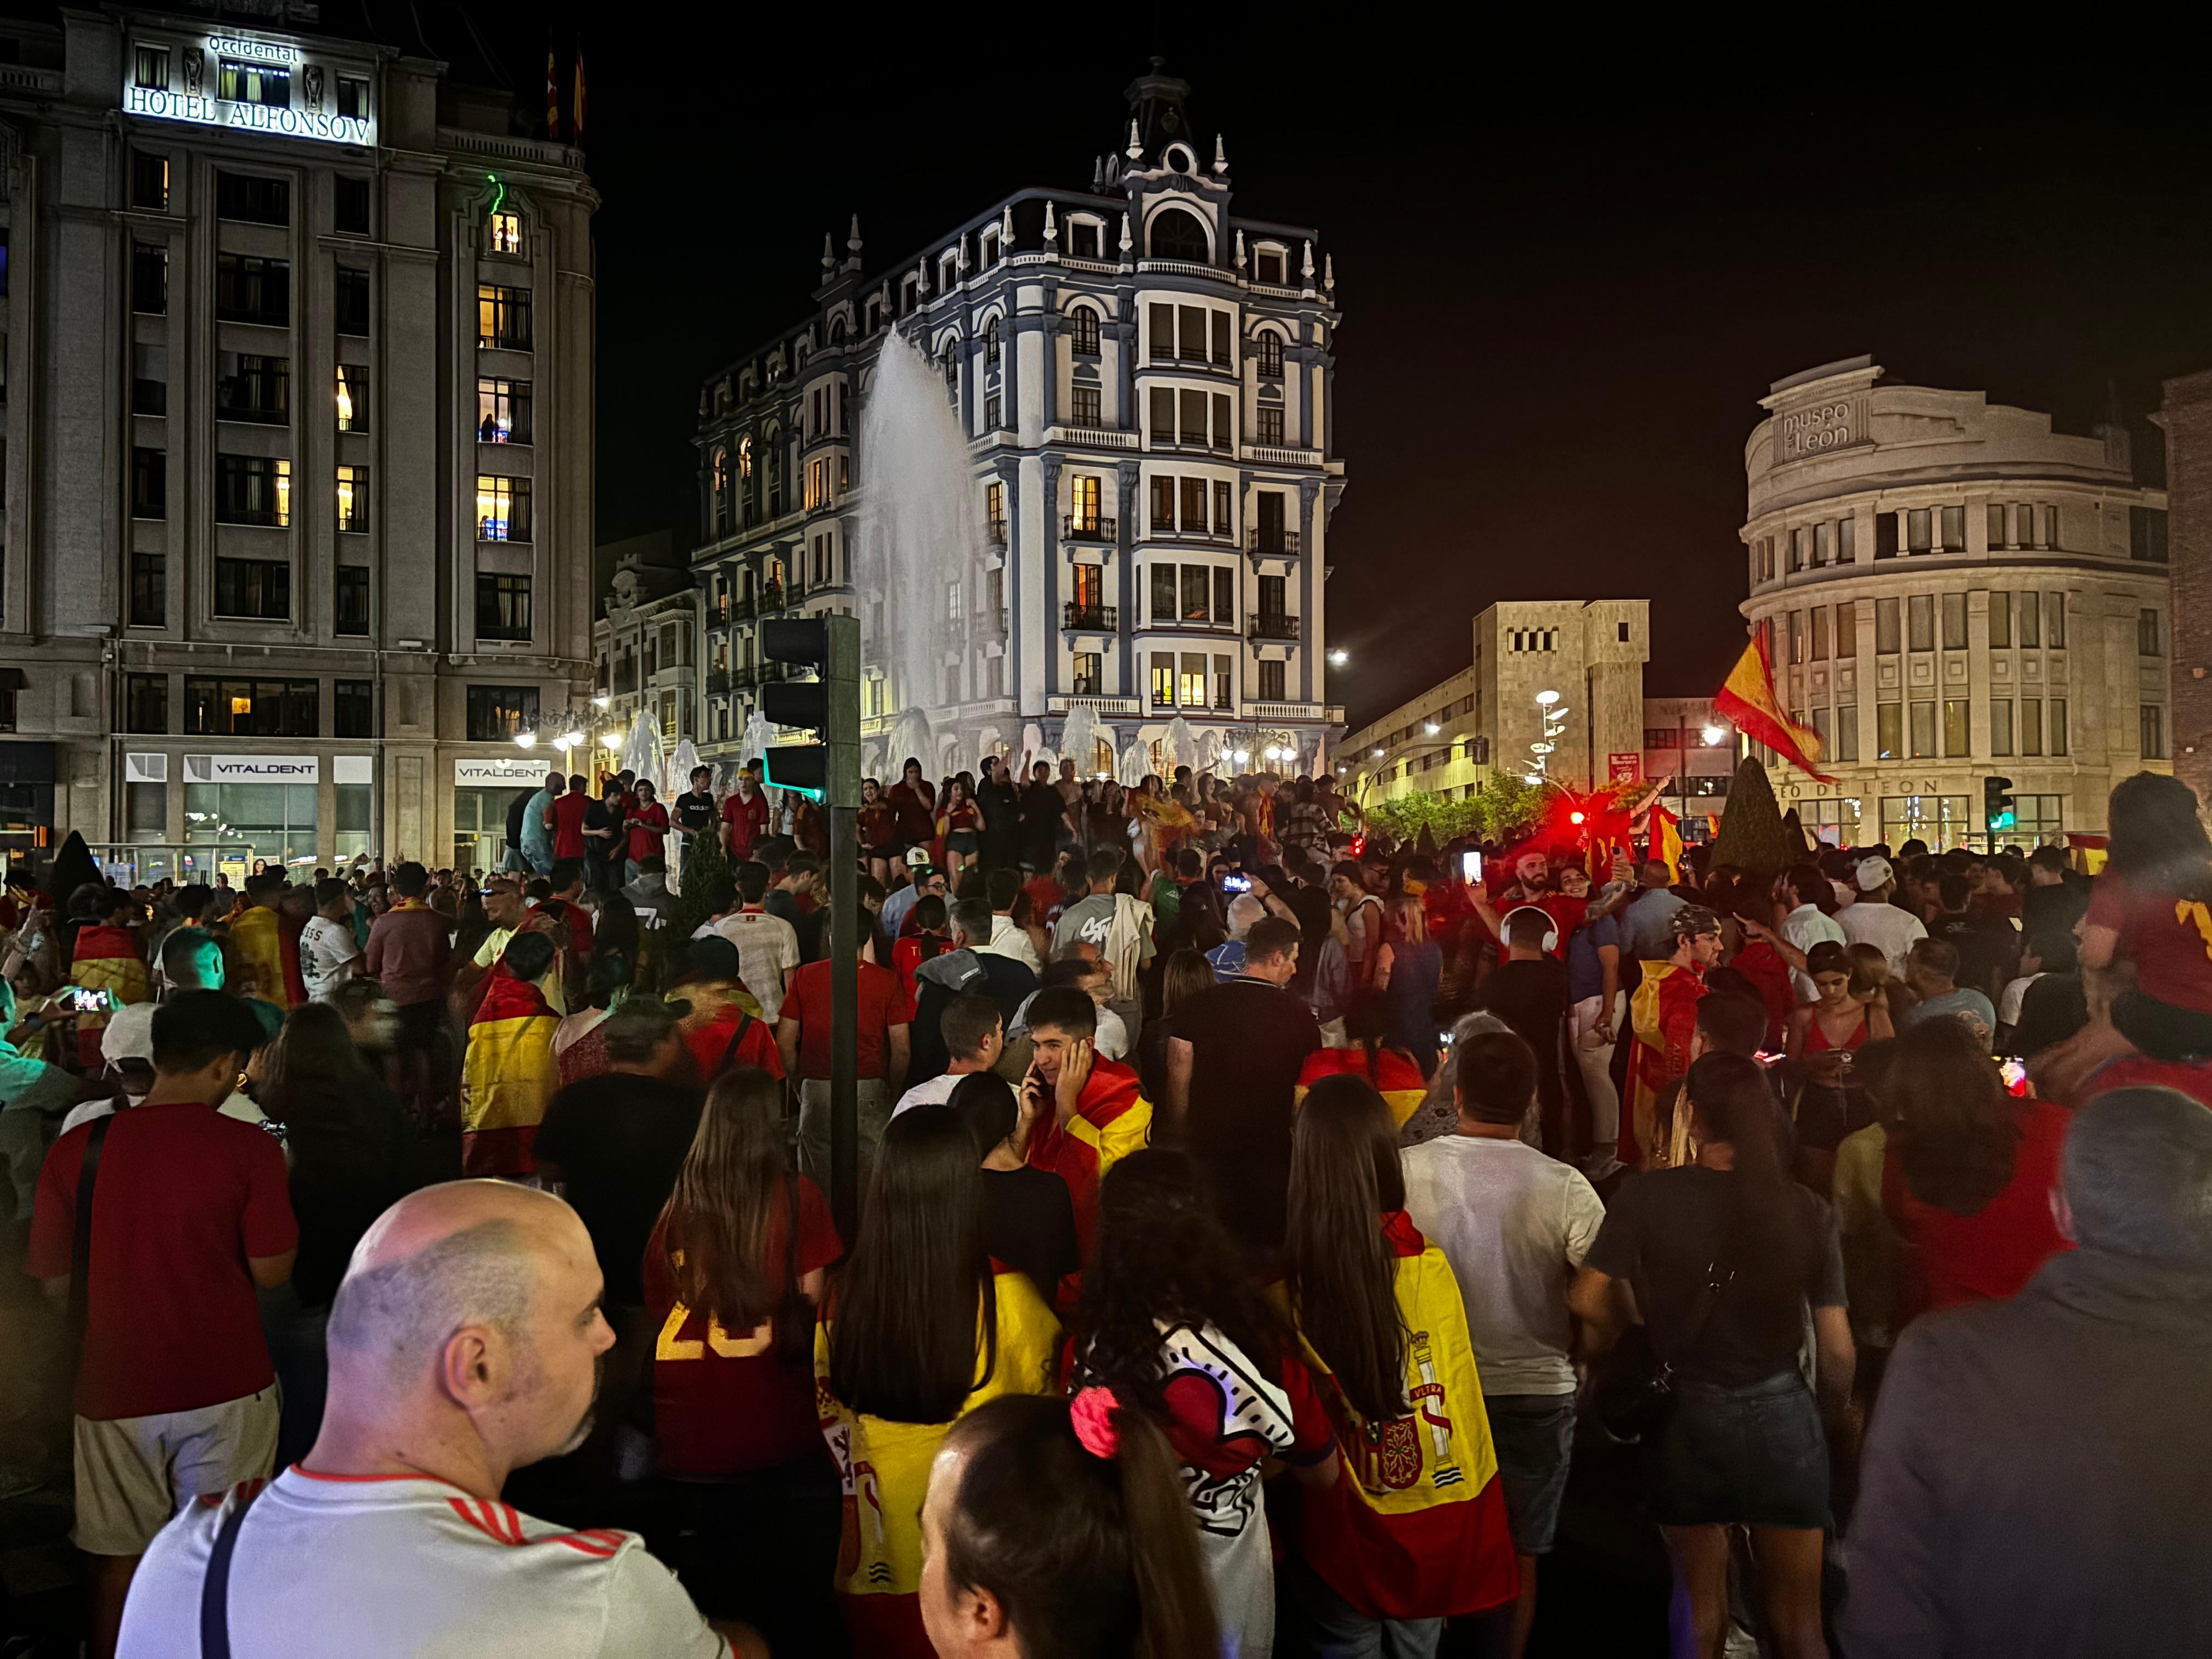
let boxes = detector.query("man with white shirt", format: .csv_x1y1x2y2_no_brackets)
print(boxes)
1838,855,1928,977
117,1181,749,1658
1401,1029,1605,1659
983,867,1041,973
1779,862,1848,1004
299,878,363,1001
697,860,799,1023
891,994,1003,1116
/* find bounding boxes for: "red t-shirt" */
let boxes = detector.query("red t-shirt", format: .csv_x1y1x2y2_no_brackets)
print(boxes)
644,1180,842,1476
857,803,898,852
625,802,670,864
2086,874,2212,1014
721,790,768,860
28,1102,298,1420
551,791,591,861
1884,1096,2073,1318
684,1003,785,1084
781,958,912,1079
886,782,936,843
1023,874,1065,932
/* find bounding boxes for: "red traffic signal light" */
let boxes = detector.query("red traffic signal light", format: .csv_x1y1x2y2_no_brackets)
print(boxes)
1569,810,1587,826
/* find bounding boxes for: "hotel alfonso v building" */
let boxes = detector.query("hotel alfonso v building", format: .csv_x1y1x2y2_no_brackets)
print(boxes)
1742,357,2170,848
0,4,595,881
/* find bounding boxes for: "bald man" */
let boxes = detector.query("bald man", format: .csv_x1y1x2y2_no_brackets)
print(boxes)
119,1182,756,1657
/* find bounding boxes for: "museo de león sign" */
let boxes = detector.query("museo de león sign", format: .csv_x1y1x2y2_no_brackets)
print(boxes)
122,82,373,146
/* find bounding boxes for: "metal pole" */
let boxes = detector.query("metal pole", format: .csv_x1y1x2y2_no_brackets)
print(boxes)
826,614,863,1243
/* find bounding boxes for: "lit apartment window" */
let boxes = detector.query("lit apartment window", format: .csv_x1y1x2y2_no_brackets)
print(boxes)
1072,652,1102,695
213,559,291,620
133,44,169,89
218,58,291,108
476,573,533,641
476,476,532,543
131,150,168,211
466,685,539,741
477,284,533,349
336,464,369,533
1071,475,1101,532
185,678,315,736
476,377,531,443
337,364,370,432
1070,306,1101,355
489,211,523,256
215,455,290,527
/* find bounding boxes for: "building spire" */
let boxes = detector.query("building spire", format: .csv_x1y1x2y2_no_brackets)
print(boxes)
847,214,862,255
1212,133,1227,174
821,232,834,277
1126,117,1142,161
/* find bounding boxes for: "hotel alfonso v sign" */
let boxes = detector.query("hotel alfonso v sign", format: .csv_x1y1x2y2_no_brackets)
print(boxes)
1776,393,1870,463
121,36,374,146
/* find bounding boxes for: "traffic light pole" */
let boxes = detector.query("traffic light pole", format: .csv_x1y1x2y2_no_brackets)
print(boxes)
823,615,864,1244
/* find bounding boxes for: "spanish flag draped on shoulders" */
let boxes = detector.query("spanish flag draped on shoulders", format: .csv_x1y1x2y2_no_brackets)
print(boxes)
1627,943,1709,1169
67,919,149,1070
1024,1052,1150,1252
1299,1045,1429,1131
229,900,305,1011
812,1269,1061,1658
1278,1211,1519,1620
460,963,560,1176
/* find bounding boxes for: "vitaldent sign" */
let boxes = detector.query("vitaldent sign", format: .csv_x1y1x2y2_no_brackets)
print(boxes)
122,83,373,146
455,757,556,786
185,754,321,782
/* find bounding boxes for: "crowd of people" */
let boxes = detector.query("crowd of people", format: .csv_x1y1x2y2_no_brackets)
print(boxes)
1,753,2208,1658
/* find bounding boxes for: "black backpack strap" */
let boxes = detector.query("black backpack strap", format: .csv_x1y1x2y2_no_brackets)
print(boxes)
67,1112,115,1357
713,1011,757,1080
200,1484,259,1659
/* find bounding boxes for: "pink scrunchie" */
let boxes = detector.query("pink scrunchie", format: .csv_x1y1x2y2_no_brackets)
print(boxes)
1069,1386,1121,1460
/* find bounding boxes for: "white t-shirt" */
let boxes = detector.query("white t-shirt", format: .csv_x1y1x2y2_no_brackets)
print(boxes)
1400,1132,1605,1396
890,1071,964,1118
985,913,1042,973
1837,899,1929,978
1780,902,1848,1003
62,1091,267,1135
698,909,800,1023
298,917,362,1001
1997,971,2046,1029
117,1469,726,1659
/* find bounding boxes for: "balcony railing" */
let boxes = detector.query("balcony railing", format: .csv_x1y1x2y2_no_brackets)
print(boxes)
1063,603,1119,631
988,516,1008,546
973,608,1008,640
730,595,755,621
1063,515,1117,543
760,582,785,611
1246,528,1302,557
1048,693,1141,716
706,669,732,693
1249,613,1301,641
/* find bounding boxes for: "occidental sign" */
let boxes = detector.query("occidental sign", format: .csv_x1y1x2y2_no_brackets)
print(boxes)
122,83,373,147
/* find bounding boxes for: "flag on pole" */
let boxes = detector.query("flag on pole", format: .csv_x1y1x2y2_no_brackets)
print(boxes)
572,40,586,137
545,50,560,139
1647,801,1684,881
1714,631,1834,782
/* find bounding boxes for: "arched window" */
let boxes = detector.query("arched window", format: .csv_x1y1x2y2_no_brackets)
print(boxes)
943,340,960,387
1255,330,1284,378
829,317,848,344
1148,207,1209,262
1069,305,1101,356
985,317,1002,365
736,435,753,478
710,448,730,534
711,448,729,494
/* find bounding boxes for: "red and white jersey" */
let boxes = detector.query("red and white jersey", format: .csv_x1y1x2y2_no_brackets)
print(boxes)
117,1467,726,1658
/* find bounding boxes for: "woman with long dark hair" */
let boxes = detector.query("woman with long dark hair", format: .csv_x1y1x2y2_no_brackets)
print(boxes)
1137,947,1214,1105
645,1065,843,1654
1277,1075,1521,1646
1073,1150,1330,1654
919,1391,1218,1659
1882,1017,2070,1318
2081,771,2212,1057
817,1105,1060,1656
1373,892,1444,1078
1570,1052,1854,1659
938,775,982,881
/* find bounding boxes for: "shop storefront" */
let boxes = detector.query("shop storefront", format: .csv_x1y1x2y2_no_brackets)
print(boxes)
453,755,551,873
0,741,57,878
121,752,379,877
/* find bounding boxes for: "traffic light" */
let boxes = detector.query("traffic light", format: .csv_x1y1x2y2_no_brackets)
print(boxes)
1984,775,2017,833
759,614,861,806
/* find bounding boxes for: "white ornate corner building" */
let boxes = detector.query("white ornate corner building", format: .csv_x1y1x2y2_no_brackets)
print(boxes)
684,61,1344,781
0,6,595,879
1742,356,2170,847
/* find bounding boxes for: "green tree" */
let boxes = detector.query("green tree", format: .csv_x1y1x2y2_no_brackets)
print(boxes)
664,823,731,944
1709,758,1794,879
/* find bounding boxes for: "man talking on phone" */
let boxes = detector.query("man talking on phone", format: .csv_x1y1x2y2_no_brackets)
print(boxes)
1017,986,1150,1255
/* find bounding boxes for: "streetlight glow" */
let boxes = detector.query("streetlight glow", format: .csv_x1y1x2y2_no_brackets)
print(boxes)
1328,648,1348,667
1535,689,1560,706
1424,722,1441,735
1702,725,1726,746
513,731,536,749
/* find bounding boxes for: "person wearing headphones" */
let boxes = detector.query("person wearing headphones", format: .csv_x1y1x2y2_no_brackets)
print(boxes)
1472,906,1573,1155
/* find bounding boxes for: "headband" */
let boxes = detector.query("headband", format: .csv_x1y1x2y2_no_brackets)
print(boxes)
1069,1385,1121,1460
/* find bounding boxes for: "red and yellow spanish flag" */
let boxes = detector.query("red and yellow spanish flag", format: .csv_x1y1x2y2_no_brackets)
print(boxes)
1714,631,1833,782
571,40,586,137
228,904,303,1011
1647,801,1685,881
1025,1056,1150,1255
68,924,149,1069
1299,1046,1428,1130
1279,1212,1520,1621
461,968,560,1176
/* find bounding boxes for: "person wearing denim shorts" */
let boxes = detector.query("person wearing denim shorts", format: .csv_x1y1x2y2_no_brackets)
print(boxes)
1402,1029,1606,1659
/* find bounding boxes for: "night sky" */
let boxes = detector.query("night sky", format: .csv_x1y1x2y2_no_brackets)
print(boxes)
540,9,2212,729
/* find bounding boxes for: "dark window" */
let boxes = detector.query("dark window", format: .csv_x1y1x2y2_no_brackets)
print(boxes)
334,266,370,336
1150,563,1176,622
216,253,289,325
1150,386,1176,441
132,242,168,314
467,684,539,741
985,319,1001,365
214,559,290,620
1180,389,1206,447
1150,474,1175,532
1875,513,1898,559
2132,506,2170,563
477,284,531,349
1149,304,1174,363
1211,393,1232,451
1259,659,1286,700
185,678,318,737
334,175,370,235
475,573,533,640
983,393,1001,431
216,352,290,424
335,680,375,738
131,447,166,518
131,150,169,211
1181,476,1207,535
1148,207,1209,261
1259,573,1286,618
1071,386,1102,428
215,171,290,226
1069,306,1100,355
1067,221,1101,259
129,553,166,627
335,566,369,635
125,674,167,733
1255,249,1285,285
1214,565,1234,620
336,76,370,120
1211,311,1232,365
1256,331,1284,377
215,455,291,526
1256,405,1285,446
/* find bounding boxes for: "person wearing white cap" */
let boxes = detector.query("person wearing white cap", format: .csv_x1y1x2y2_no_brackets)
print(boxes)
1838,855,1928,977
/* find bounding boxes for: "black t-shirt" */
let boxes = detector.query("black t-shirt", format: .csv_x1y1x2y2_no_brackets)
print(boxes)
583,799,623,851
982,1164,1080,1307
505,791,533,850
1019,783,1064,856
1585,1165,1846,1385
1474,957,1571,1105
283,1076,417,1310
2021,879,2089,950
1283,882,1336,995
1173,977,1323,1256
534,1073,706,1307
672,789,717,836
1937,911,2016,997
764,889,822,962
913,953,1037,1081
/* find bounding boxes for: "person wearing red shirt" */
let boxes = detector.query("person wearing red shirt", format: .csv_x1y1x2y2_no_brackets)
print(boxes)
885,757,936,850
644,1067,843,1652
720,769,769,863
777,931,911,1196
668,938,785,1086
1882,1018,2072,1322
624,780,670,878
27,992,297,1655
550,772,591,864
857,777,899,885
2081,772,2212,1061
